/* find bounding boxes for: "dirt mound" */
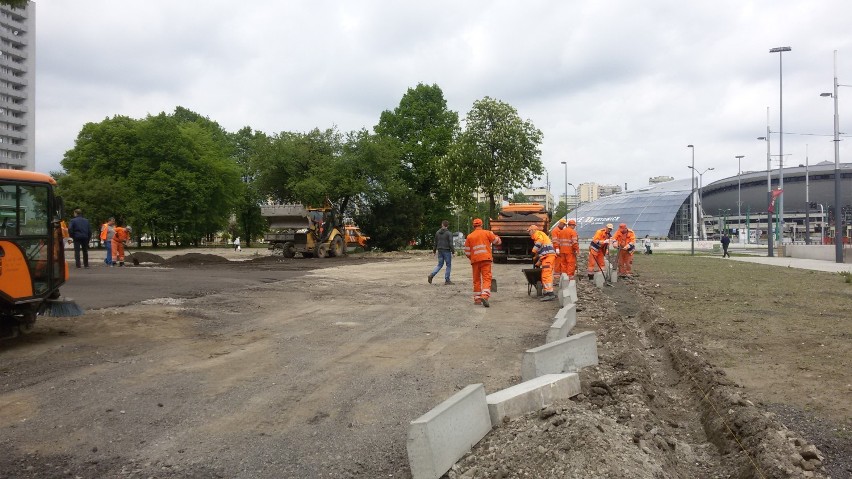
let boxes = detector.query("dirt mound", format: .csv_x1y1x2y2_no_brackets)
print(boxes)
164,253,231,265
128,251,165,264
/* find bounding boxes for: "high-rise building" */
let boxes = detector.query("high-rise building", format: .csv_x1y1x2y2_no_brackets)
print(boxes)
578,183,599,202
520,186,554,211
0,2,34,171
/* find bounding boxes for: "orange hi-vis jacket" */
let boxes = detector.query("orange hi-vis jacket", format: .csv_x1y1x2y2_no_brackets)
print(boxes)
589,227,612,254
464,228,501,263
551,225,579,256
531,230,556,258
612,228,636,253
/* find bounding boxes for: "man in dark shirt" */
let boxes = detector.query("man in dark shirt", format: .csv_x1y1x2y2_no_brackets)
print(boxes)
68,208,91,269
720,233,731,258
428,220,455,285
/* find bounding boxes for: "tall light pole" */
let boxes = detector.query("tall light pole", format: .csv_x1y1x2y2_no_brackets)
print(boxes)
770,46,791,243
820,49,844,263
688,145,695,255
758,112,774,256
560,161,568,222
567,182,578,222
688,166,714,240
735,155,744,238
805,144,810,245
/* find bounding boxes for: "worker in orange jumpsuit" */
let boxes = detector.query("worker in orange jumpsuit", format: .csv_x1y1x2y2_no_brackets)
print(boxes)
587,223,613,280
112,223,130,267
550,218,580,282
529,224,557,301
612,223,637,277
463,218,501,308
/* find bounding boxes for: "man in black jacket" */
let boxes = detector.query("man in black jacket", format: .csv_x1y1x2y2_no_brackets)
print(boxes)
428,220,455,285
68,208,91,269
720,232,731,258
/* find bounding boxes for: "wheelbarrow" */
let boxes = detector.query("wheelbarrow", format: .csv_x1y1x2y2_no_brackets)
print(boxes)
522,267,544,297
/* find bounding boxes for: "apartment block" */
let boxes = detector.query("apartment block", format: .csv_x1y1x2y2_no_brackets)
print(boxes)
0,2,34,171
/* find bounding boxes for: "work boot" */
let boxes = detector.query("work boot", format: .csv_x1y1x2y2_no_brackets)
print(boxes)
481,298,490,308
588,273,594,281
445,280,454,285
540,292,556,302
428,274,434,284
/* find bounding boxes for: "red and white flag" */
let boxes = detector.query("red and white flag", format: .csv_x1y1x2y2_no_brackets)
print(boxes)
768,189,783,213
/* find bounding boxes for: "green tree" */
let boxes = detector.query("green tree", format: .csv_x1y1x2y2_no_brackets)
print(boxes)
509,192,530,203
442,97,544,221
230,127,267,246
553,200,568,223
374,83,459,247
0,0,29,8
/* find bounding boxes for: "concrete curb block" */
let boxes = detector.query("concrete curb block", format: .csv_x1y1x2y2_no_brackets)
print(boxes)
558,288,571,307
546,304,577,343
407,384,492,479
521,331,598,381
594,271,604,288
567,279,577,303
486,373,580,426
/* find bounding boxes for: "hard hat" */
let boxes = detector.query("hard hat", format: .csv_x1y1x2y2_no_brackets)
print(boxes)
568,219,577,225
619,223,627,229
558,218,567,224
472,218,483,227
527,224,539,232
606,223,613,229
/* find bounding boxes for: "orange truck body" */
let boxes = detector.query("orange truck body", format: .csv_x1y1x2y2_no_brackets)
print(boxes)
489,203,550,263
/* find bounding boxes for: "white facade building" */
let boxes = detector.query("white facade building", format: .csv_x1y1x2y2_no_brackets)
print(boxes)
0,2,34,171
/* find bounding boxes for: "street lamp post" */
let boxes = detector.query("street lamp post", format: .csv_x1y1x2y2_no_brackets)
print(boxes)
758,112,774,256
770,46,791,243
688,145,695,255
805,145,810,245
688,166,714,240
560,161,568,222
735,155,744,239
567,182,578,222
820,49,844,263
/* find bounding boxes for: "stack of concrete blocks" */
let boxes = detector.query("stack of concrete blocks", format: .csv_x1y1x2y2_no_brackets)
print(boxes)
406,268,599,479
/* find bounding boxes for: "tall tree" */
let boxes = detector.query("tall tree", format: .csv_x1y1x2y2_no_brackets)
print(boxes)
230,127,267,246
374,83,459,247
442,97,544,222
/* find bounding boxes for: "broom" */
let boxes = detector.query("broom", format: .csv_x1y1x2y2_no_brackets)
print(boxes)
43,296,84,317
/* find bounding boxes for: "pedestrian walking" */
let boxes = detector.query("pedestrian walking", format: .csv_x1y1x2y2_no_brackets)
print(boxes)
612,223,637,277
529,224,557,301
68,209,91,269
100,218,116,265
643,235,653,254
428,220,455,285
234,236,241,252
721,233,731,258
463,218,501,308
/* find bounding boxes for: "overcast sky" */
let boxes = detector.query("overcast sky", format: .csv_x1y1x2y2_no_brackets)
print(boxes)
33,0,852,200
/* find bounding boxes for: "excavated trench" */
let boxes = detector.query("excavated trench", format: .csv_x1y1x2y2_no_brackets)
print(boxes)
449,278,827,479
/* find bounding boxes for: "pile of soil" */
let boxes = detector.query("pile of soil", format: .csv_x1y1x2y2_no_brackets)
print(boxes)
164,253,231,265
127,251,165,264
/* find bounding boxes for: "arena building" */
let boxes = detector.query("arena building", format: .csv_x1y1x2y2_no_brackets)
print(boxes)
568,162,852,242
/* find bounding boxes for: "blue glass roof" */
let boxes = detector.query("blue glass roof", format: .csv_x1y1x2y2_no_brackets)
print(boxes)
557,179,693,238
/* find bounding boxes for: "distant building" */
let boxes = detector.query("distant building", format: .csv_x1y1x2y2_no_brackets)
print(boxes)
473,188,503,206
0,2,34,171
578,183,599,203
649,176,674,185
598,184,622,198
520,186,554,211
565,194,580,210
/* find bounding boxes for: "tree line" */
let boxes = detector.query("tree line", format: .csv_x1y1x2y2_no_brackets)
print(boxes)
55,84,544,250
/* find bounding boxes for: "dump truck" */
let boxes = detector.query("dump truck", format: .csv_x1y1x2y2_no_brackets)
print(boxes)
490,202,551,263
1,170,82,338
262,203,346,258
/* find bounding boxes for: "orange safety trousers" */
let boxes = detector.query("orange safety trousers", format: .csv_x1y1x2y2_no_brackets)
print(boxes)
112,240,125,262
539,255,556,293
618,249,633,275
556,254,577,280
471,260,493,303
587,249,606,275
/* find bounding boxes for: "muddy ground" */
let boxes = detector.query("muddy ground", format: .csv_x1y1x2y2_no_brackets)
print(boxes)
1,248,849,478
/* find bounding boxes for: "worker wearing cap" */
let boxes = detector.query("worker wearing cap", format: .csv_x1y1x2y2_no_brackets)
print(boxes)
587,223,614,280
612,223,636,277
464,218,501,307
529,224,557,301
551,218,580,282
112,222,130,267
